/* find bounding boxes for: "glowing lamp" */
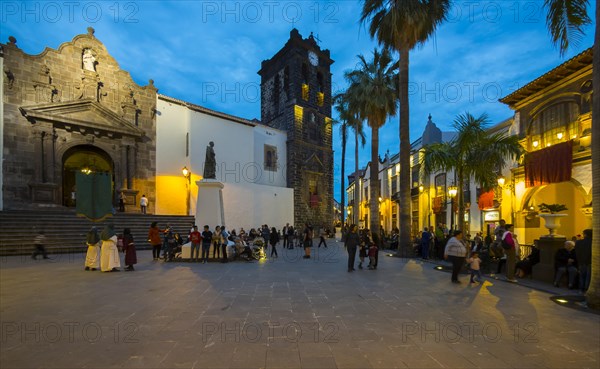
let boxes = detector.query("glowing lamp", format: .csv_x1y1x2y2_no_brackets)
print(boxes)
182,166,190,177
497,176,506,187
419,184,424,193
448,186,458,198
532,140,539,148
557,132,563,140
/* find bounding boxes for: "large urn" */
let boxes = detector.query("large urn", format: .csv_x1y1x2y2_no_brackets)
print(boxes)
539,213,568,238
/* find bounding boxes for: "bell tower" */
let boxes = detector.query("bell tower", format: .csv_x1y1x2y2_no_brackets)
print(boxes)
258,29,334,228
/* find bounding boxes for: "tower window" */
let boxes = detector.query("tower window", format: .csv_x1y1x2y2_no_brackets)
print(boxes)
264,145,278,171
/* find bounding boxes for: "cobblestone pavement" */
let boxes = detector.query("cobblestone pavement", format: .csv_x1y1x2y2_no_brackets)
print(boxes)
1,242,599,369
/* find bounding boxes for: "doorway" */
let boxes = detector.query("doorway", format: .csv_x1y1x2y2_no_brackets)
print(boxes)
62,145,113,207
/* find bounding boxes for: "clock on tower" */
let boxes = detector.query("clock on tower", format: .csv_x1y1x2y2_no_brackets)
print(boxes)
258,29,334,229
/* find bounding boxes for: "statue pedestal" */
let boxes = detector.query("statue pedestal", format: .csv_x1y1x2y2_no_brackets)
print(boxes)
195,180,225,229
533,237,566,283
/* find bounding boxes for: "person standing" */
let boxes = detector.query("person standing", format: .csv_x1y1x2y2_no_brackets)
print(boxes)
303,223,312,259
85,227,101,271
31,229,50,260
421,227,432,260
345,225,360,272
201,225,213,263
444,230,467,283
269,227,280,258
148,222,163,261
287,226,295,249
282,223,289,249
140,194,148,214
122,228,137,271
100,224,121,272
212,226,221,259
220,226,230,263
119,192,126,212
190,225,202,262
575,229,592,292
502,224,518,283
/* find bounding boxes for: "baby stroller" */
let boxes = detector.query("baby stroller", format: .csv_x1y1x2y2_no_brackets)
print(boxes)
251,237,266,260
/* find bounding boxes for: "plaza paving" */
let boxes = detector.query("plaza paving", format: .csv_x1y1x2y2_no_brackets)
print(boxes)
1,241,599,369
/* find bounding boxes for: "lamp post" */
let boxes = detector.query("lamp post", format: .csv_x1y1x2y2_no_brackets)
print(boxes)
182,166,191,215
448,185,458,231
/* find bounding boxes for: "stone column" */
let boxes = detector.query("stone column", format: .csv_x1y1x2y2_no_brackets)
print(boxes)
32,129,44,183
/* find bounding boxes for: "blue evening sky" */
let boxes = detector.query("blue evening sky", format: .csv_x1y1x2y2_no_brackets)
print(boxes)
1,1,595,203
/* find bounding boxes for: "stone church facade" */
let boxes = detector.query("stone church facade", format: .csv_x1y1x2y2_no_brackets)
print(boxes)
1,28,334,228
258,29,334,228
1,27,157,212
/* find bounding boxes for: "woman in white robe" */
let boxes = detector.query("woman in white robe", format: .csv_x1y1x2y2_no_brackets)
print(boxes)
85,226,101,271
100,224,121,272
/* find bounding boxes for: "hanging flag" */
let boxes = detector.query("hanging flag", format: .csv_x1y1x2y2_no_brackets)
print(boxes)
76,172,113,222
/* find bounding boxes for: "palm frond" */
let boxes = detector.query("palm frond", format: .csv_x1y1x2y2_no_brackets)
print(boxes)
544,0,591,56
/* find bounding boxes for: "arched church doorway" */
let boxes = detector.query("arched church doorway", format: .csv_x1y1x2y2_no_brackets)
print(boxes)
62,145,113,207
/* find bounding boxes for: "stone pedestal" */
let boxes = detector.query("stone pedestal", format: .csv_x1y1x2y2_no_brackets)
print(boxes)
533,237,567,283
195,180,225,229
181,242,192,259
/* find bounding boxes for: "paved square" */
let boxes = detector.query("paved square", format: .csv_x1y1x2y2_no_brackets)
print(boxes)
1,242,599,368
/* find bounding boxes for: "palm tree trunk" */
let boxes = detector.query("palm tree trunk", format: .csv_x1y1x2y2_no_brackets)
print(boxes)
341,131,347,226
354,130,360,226
457,168,465,234
398,47,412,256
370,125,380,237
586,0,600,308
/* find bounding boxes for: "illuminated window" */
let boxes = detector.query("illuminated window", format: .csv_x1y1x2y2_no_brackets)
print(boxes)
529,102,579,150
294,105,303,125
302,83,309,101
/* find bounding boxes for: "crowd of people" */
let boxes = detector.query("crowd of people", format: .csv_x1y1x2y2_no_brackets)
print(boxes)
73,221,334,272
31,217,592,292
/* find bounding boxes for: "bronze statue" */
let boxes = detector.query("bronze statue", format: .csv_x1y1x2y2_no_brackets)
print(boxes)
203,141,216,179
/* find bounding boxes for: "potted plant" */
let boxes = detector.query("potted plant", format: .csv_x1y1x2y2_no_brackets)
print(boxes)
538,203,568,237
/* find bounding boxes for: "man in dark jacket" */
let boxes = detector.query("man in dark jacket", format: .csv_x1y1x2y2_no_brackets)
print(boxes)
345,225,360,272
553,240,578,289
575,229,592,292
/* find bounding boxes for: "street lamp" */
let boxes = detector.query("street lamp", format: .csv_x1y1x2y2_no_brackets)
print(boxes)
497,176,506,187
182,166,191,215
448,185,458,231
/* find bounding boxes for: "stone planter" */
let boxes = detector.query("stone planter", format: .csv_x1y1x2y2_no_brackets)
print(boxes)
539,213,568,238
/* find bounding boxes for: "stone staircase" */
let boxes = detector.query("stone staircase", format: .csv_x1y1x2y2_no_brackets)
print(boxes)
0,210,195,256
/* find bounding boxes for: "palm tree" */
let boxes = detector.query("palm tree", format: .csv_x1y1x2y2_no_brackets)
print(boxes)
361,0,451,255
334,93,366,227
345,48,398,237
543,0,598,309
421,113,522,233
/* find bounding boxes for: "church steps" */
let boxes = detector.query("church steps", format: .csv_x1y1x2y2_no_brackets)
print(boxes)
0,211,194,256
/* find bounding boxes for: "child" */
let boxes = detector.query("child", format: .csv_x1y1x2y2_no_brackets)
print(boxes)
367,243,378,270
468,251,482,283
32,230,49,260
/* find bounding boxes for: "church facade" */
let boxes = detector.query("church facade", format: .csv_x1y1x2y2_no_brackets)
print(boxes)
0,28,334,229
0,28,157,212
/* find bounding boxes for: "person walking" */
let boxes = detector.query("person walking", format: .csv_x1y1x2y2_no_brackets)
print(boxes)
148,222,163,261
140,194,148,214
201,225,213,263
269,227,279,258
575,229,592,292
467,251,482,283
122,228,137,271
84,226,101,270
317,227,328,248
502,224,518,283
444,230,467,283
119,192,126,212
100,224,121,272
345,224,360,272
31,229,50,260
